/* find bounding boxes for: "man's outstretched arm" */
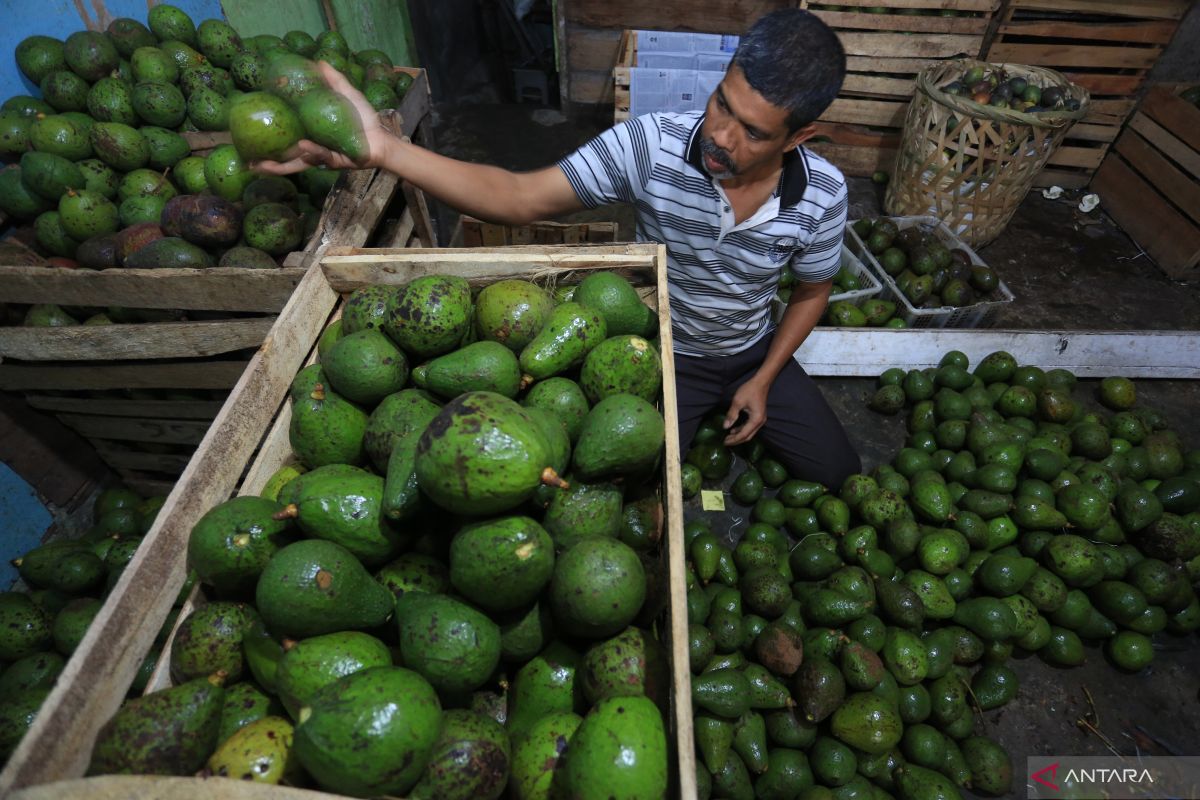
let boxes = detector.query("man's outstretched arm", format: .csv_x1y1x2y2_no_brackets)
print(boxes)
254,62,584,226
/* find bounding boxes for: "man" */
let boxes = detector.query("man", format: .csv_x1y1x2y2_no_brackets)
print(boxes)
258,9,861,489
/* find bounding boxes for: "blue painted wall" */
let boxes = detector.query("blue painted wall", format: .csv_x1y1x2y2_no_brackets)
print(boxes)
0,461,53,590
0,0,225,102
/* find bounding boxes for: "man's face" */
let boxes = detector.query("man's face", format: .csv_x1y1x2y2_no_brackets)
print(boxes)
699,64,808,181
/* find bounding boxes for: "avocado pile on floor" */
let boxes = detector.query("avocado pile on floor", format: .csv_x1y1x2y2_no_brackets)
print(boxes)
82,271,672,799
0,485,170,763
0,3,412,327
680,352,1200,800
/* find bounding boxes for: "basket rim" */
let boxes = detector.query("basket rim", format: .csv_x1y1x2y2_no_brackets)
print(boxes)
917,58,1090,129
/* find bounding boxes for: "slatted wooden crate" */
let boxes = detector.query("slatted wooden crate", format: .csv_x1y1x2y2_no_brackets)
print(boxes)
0,71,434,497
451,213,620,246
0,243,696,800
984,0,1191,188
801,0,1000,178
1091,84,1200,279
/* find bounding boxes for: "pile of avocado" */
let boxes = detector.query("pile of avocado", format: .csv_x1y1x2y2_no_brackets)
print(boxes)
0,485,170,761
0,4,410,299
777,262,904,329
941,64,1082,115
680,351,1199,799
78,271,673,798
853,217,1002,313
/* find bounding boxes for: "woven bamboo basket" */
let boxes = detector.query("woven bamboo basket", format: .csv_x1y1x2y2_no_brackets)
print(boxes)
884,58,1089,247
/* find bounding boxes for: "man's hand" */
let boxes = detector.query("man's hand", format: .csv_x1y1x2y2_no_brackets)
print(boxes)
723,377,770,446
252,62,392,175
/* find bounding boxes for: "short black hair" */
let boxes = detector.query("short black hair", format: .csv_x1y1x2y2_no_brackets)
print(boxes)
732,9,846,132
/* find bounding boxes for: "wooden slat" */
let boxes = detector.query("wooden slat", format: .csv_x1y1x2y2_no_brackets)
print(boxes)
567,25,624,72
795,329,1200,377
996,18,1179,44
801,0,996,9
1064,73,1145,98
0,361,250,391
841,73,921,99
836,31,983,59
1139,87,1200,154
25,396,225,420
1090,154,1200,277
846,55,937,74
1031,168,1093,189
56,415,213,446
0,268,305,313
1113,129,1200,227
1128,114,1200,181
1004,0,1189,20
563,0,791,33
807,142,899,177
820,97,908,128
813,9,988,35
0,263,340,794
10,775,351,800
92,449,194,475
1058,123,1120,144
1046,144,1108,170
0,318,275,362
569,70,614,105
987,42,1160,70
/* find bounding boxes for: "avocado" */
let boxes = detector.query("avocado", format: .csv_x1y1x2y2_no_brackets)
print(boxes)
196,19,243,68
288,365,369,467
204,144,255,201
50,597,102,656
179,63,231,95
130,46,178,84
574,271,657,337
579,625,668,707
793,656,844,723
117,195,163,226
230,51,267,91
265,54,324,104
471,280,557,353
296,88,369,162
322,329,410,407
206,715,300,784
374,551,450,598
398,592,501,693
161,194,243,247
124,236,214,268
449,515,555,613
572,393,665,481
228,91,305,161
409,709,511,800
385,274,474,359
509,711,581,800
0,167,52,220
549,536,645,639
364,80,400,110
29,114,92,161
0,113,32,159
421,340,523,399
90,122,149,172
580,334,663,404
215,679,281,743
121,167,180,202
275,630,391,719
89,673,226,776
558,695,666,800
169,601,258,683
279,468,404,565
115,221,166,264
0,688,51,761
20,150,84,200
542,478,623,549
58,189,119,241
507,640,585,736
63,30,119,82
519,301,607,380
341,285,399,334
522,377,590,443
16,35,66,85
14,540,103,594
148,5,198,46
242,201,303,255
34,210,82,257
255,539,394,638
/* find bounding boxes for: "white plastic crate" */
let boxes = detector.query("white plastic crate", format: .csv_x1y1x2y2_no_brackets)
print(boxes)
847,215,1015,328
772,242,881,323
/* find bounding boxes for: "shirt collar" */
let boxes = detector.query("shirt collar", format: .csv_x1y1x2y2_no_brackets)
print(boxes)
684,113,809,208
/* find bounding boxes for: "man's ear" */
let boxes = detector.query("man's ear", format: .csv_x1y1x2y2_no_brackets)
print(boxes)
784,124,818,151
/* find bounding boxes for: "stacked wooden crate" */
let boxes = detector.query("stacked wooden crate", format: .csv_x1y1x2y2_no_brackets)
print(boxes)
984,0,1191,188
798,0,1000,178
0,72,434,498
452,214,620,246
1091,84,1200,279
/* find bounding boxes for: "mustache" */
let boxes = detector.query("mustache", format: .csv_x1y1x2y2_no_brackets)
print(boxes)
700,137,735,172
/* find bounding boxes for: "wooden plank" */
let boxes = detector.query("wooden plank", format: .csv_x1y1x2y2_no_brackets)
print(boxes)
0,318,276,362
841,73,921,99
813,9,989,35
563,0,791,33
795,329,1200,377
0,361,250,392
836,31,984,59
55,415,213,446
1060,123,1120,144
1032,168,1092,189
10,775,354,800
0,268,305,313
566,25,624,72
1139,87,1200,154
987,42,1160,70
996,18,1179,44
0,262,340,794
569,69,614,105
1113,129,1200,227
1004,0,1189,20
25,396,225,420
1128,114,1200,181
1090,154,1200,277
820,97,908,127
801,0,996,9
1046,144,1108,170
846,55,937,74
92,449,194,475
1063,73,1145,98
807,142,899,177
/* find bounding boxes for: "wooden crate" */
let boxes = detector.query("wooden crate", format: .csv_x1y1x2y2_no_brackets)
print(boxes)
0,70,434,498
451,214,620,246
984,0,1191,188
1,243,697,800
1091,84,1200,279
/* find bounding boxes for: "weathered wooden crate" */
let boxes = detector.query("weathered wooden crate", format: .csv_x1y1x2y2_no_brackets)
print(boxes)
0,70,434,497
1,242,697,800
984,0,1190,188
451,213,620,246
1091,84,1200,279
802,0,1000,178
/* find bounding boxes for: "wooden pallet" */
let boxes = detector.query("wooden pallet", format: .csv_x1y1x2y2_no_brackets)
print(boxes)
0,71,435,497
0,243,696,800
451,214,620,246
802,0,1000,177
984,0,1190,188
1091,85,1200,279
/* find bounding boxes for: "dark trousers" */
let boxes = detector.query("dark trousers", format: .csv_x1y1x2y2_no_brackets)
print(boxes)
674,333,862,490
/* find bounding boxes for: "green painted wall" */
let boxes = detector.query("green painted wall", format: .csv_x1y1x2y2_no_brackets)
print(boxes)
220,0,418,65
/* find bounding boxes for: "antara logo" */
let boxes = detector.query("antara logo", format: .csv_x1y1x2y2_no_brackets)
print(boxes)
1031,763,1060,791
1031,762,1156,791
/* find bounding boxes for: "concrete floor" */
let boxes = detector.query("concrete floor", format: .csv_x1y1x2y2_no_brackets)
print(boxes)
429,101,1200,796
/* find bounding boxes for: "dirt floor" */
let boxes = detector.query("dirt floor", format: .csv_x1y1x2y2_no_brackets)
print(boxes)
429,100,1200,797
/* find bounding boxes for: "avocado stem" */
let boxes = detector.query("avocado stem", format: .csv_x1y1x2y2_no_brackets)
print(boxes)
271,503,299,521
209,670,229,687
310,383,326,401
540,467,569,490
520,373,535,391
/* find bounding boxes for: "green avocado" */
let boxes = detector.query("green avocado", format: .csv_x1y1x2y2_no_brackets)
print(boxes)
59,189,119,241
521,377,590,443
229,91,305,161
148,5,198,46
385,274,474,360
281,469,405,566
204,144,255,201
187,494,293,598
449,515,555,613
33,210,82,258
558,695,667,800
196,19,243,68
571,393,665,481
275,630,392,719
409,709,511,800
363,387,440,471
169,601,259,684
14,540,103,594
243,201,303,256
29,114,92,160
574,271,657,337
132,81,187,128
124,237,214,268
542,478,623,549
322,329,409,407
51,597,103,656
288,365,369,468
0,594,53,657
549,536,645,639
519,301,607,380
20,150,84,201
474,279,555,352
397,592,501,694
90,122,149,172
64,30,119,82
297,88,369,162
131,46,179,84
580,334,663,403
16,35,66,85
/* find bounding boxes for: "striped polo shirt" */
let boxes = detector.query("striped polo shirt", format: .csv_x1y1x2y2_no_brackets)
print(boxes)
558,110,848,357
